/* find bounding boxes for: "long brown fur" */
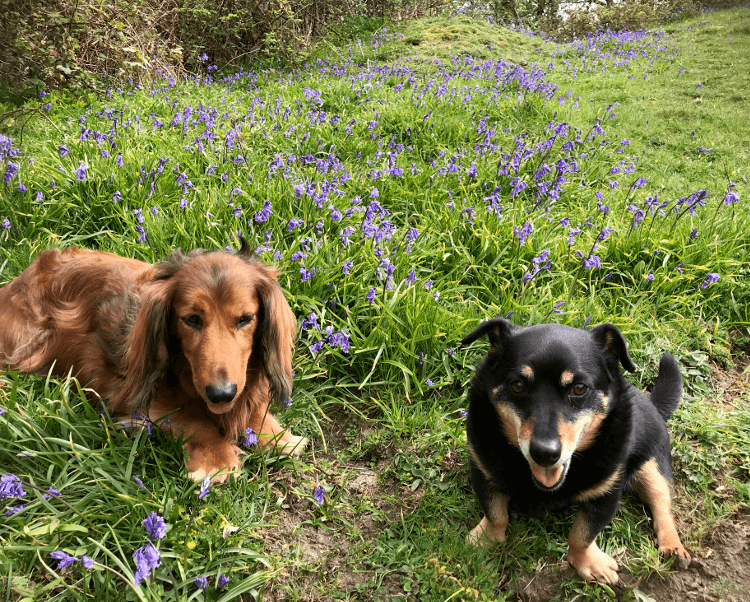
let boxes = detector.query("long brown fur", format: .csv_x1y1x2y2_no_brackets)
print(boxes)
0,239,307,483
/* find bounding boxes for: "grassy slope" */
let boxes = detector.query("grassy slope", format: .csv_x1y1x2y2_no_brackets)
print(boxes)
0,7,749,602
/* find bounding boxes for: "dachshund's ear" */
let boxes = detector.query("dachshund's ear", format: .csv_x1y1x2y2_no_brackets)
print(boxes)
113,277,173,416
257,268,296,406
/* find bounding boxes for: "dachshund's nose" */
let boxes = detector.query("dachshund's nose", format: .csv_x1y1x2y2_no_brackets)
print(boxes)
529,438,562,467
205,383,238,404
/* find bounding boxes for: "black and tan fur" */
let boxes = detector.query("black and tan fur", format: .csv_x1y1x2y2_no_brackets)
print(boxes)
463,319,690,584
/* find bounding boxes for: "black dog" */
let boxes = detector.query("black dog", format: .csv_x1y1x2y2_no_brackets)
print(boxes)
462,319,691,584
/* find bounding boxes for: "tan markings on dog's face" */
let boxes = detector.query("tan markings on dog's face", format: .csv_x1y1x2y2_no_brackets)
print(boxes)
173,260,261,415
520,365,534,380
491,400,524,449
574,464,623,502
576,391,610,450
560,370,575,386
558,411,592,455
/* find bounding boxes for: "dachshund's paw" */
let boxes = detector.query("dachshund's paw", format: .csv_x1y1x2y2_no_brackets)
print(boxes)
569,543,619,585
186,443,241,484
278,435,308,457
661,544,691,570
468,516,507,545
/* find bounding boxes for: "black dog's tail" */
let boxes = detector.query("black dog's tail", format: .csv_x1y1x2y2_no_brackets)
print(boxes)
649,352,683,421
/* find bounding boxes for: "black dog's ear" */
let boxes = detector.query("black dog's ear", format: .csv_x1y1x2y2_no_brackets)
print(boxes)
589,323,636,373
461,318,515,352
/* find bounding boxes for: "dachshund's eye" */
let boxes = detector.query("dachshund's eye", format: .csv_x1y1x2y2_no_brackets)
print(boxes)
510,381,523,394
182,314,202,329
571,383,588,396
236,314,254,328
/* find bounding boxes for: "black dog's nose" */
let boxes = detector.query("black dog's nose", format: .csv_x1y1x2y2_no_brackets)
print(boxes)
529,438,562,467
205,383,238,404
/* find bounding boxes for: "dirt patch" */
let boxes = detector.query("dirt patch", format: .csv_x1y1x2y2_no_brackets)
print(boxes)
641,518,750,602
257,410,414,601
510,516,750,601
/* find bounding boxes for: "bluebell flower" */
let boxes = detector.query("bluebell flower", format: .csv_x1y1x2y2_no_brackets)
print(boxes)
366,287,377,303
514,221,533,245
701,273,719,288
218,573,230,589
50,551,79,569
301,311,320,331
142,512,167,540
44,487,61,500
254,200,273,222
198,476,210,500
0,474,25,499
74,161,88,182
4,504,24,516
133,543,162,584
583,254,602,270
244,428,258,446
195,575,208,591
313,485,325,505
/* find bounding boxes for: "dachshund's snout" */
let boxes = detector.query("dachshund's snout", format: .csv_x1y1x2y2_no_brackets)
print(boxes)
529,438,562,467
205,383,238,404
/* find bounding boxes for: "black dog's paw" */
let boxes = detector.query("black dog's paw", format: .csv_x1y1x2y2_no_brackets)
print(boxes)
662,545,691,570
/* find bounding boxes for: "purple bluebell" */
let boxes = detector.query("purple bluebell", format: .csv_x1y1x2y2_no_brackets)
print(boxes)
133,543,162,584
50,551,79,569
244,428,258,446
701,273,719,288
198,476,210,500
142,512,167,540
313,485,325,505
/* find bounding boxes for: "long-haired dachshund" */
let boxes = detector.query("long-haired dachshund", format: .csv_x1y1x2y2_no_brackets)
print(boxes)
0,239,307,483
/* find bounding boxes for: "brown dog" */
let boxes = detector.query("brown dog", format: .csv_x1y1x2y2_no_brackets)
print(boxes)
0,239,307,482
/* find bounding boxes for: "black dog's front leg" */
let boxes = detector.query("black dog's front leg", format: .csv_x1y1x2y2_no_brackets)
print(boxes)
568,494,621,584
467,459,510,544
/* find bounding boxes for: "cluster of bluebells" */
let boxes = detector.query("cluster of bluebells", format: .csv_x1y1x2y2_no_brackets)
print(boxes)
133,511,167,585
302,314,351,355
0,15,738,391
0,474,26,516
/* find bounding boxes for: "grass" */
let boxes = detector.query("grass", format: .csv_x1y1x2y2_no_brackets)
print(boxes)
1,5,750,601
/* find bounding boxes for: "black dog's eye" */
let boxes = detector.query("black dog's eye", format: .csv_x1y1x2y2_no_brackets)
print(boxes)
510,380,523,394
571,383,588,396
236,314,255,328
182,314,202,329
